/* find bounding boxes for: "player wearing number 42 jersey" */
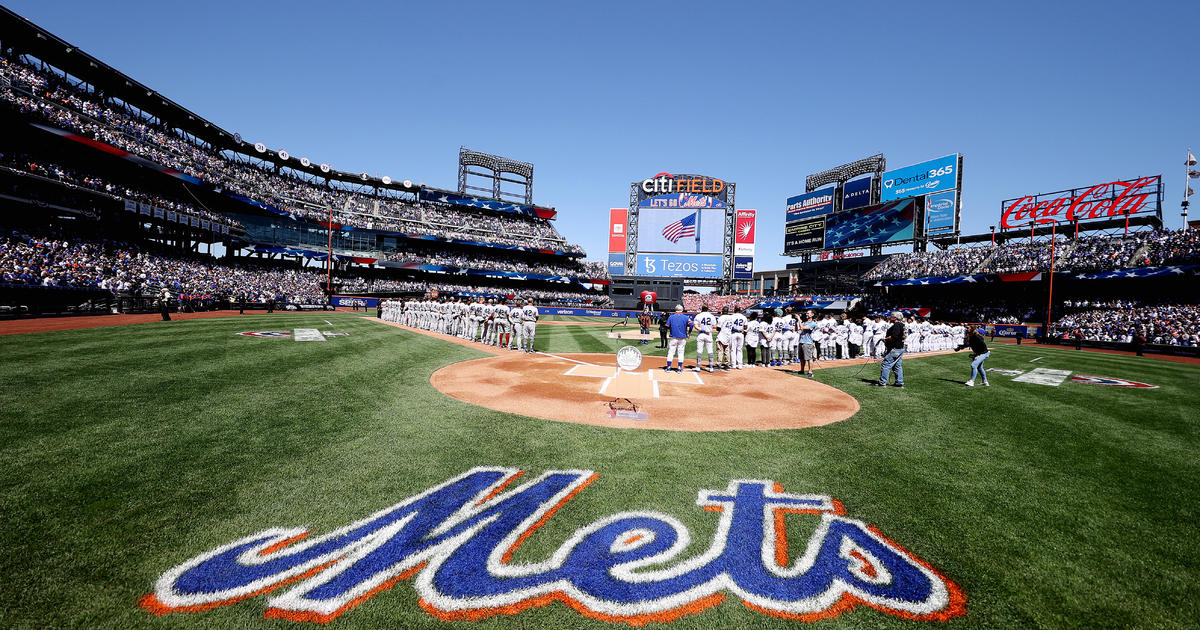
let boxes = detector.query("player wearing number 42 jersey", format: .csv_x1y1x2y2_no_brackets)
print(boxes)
692,305,717,372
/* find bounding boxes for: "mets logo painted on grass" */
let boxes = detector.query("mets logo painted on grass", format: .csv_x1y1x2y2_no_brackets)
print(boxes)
141,468,965,624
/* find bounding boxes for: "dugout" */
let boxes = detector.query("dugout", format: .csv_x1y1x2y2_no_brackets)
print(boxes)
608,276,683,311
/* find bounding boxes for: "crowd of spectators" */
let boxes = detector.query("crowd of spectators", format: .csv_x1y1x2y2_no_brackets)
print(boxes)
333,276,607,304
381,246,600,278
0,153,243,229
681,294,759,313
860,295,1036,324
1052,303,1200,346
1132,228,1200,266
864,228,1200,281
1,57,582,253
0,228,326,303
864,247,992,281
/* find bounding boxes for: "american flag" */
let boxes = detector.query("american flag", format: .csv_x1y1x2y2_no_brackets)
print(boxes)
662,212,697,243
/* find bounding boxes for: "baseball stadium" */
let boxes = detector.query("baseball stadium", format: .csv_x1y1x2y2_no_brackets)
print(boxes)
1,3,1199,630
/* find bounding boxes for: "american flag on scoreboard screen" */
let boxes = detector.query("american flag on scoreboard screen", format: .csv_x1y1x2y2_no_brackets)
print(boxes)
662,212,697,243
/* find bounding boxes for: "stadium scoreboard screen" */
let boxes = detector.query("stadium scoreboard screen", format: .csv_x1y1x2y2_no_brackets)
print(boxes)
784,153,962,255
614,173,751,281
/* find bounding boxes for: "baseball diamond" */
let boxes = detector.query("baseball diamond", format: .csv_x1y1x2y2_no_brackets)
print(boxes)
2,4,1200,630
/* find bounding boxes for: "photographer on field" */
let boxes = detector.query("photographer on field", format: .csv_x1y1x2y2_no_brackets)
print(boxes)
873,311,906,388
955,325,991,387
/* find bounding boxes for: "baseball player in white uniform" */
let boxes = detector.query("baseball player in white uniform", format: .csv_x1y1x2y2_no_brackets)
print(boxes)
744,311,761,367
760,312,777,366
693,305,717,372
782,310,799,365
728,307,748,369
835,318,850,360
715,307,733,370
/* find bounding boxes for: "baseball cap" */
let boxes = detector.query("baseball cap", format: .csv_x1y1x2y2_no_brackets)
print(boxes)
890,311,903,320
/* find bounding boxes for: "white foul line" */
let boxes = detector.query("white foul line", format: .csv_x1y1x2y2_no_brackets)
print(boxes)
324,320,334,326
534,351,597,367
1030,357,1044,363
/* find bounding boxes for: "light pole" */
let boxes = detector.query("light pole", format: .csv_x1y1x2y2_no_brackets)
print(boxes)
1186,148,1196,228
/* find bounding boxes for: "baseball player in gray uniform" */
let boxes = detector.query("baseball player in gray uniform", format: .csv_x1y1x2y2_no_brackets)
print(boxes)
520,299,539,353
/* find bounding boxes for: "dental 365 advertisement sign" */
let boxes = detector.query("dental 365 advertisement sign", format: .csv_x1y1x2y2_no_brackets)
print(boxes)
880,154,959,202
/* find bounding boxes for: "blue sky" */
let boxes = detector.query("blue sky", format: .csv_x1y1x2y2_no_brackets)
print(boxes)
7,0,1197,271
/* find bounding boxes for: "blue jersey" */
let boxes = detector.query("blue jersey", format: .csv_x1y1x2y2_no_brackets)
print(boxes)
667,313,693,338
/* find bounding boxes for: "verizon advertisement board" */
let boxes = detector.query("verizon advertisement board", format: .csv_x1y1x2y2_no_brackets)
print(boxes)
735,209,756,255
1000,176,1161,229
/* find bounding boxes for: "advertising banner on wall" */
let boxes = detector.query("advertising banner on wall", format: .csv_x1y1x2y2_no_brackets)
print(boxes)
880,154,959,202
783,219,826,254
733,256,754,279
824,198,918,249
924,190,958,234
607,253,625,275
734,209,756,255
608,208,628,253
785,188,837,222
842,176,873,211
999,176,1161,229
635,253,723,278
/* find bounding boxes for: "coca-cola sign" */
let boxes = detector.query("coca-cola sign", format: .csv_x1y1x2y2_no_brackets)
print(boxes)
1000,176,1161,229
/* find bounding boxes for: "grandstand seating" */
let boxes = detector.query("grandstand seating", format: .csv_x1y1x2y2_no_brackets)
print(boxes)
1,53,607,306
864,229,1199,282
0,57,584,254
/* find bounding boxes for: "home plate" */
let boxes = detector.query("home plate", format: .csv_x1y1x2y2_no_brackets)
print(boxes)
293,328,327,341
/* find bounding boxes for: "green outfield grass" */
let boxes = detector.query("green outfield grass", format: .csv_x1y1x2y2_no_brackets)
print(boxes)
1,313,1197,629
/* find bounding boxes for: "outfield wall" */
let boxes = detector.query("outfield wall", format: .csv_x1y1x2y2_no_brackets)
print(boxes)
537,307,645,318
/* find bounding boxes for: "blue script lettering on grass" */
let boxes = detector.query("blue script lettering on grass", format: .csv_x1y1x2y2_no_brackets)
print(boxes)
143,467,966,624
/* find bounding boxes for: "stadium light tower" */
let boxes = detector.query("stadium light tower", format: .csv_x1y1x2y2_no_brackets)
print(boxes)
326,205,333,294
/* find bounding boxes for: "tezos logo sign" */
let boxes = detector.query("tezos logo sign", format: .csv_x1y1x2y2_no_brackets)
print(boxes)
641,173,725,196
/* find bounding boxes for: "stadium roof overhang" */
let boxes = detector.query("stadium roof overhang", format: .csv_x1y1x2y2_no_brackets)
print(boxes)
0,6,425,196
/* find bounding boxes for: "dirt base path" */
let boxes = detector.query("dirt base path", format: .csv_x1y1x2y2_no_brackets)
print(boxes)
0,310,271,335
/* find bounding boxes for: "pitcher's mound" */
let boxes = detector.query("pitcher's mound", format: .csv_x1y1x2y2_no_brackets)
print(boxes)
431,352,859,432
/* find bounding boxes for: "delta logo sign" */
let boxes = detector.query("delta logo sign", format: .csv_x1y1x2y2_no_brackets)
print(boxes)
1000,176,1161,229
142,467,965,625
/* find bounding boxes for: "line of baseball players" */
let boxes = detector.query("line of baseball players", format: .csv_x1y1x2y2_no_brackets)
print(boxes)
661,304,965,374
379,297,540,353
